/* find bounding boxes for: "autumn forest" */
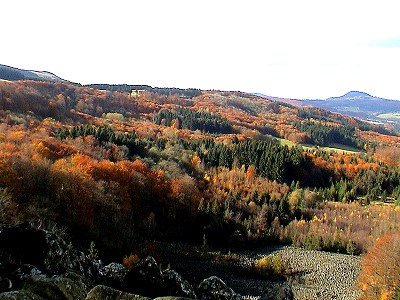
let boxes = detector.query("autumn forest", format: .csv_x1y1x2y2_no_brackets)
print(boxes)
0,79,399,298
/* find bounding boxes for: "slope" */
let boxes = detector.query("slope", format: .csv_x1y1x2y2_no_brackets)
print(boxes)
0,64,71,83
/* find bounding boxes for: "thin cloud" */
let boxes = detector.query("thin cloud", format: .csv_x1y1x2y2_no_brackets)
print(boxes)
367,36,400,48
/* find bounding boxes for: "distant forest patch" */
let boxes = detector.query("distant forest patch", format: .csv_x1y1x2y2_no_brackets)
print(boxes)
87,84,201,98
153,107,234,134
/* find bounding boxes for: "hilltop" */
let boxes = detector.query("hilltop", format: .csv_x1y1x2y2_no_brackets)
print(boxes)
0,64,71,83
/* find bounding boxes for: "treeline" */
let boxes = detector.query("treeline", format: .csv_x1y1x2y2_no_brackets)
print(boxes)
87,84,201,99
294,121,360,148
153,108,233,134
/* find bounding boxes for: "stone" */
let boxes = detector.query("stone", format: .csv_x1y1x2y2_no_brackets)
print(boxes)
0,290,43,300
0,223,99,280
10,264,45,289
85,285,151,300
274,283,293,300
196,276,240,300
154,297,195,300
161,269,197,299
0,223,48,270
0,276,12,293
44,232,99,279
22,275,88,300
123,256,165,298
97,262,126,290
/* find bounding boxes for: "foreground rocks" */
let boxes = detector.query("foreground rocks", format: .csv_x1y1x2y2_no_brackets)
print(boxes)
0,223,250,300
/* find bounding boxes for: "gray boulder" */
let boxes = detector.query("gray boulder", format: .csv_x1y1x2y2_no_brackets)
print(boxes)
196,276,240,300
22,275,88,300
85,285,151,300
44,232,99,279
0,290,43,300
161,270,196,299
123,256,165,298
10,264,45,289
97,262,127,289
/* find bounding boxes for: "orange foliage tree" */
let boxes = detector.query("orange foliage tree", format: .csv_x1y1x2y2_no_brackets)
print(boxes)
358,232,400,300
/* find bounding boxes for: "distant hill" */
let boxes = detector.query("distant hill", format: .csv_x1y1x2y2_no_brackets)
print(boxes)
0,64,71,83
302,91,400,124
256,91,400,126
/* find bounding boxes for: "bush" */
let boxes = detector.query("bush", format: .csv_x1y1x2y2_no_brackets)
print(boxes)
251,255,291,279
122,254,140,270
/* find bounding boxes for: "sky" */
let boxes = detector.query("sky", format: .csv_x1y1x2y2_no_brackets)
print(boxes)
1,0,400,100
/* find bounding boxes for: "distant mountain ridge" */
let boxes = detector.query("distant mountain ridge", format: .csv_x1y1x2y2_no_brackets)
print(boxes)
0,64,70,83
334,91,373,98
302,91,400,124
256,91,400,126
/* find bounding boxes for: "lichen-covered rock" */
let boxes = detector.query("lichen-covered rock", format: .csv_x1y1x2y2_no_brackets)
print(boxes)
10,264,45,289
85,285,151,300
0,223,100,280
97,262,127,290
22,275,88,300
123,256,165,298
161,270,197,299
196,276,240,300
0,290,43,300
44,231,99,279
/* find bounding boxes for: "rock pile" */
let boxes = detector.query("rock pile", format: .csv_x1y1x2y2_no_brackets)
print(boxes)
0,223,246,300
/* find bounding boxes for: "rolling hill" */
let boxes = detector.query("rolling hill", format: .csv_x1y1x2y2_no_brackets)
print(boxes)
0,64,71,83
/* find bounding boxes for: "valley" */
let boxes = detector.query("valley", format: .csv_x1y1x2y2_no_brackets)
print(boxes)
0,73,399,299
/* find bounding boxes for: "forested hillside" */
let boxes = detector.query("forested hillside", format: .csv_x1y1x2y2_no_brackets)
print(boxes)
0,79,399,263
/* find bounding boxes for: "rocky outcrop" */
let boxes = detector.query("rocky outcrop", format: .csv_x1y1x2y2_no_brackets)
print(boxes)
123,256,196,299
97,262,126,290
0,223,98,280
123,256,165,297
0,223,249,300
0,223,48,271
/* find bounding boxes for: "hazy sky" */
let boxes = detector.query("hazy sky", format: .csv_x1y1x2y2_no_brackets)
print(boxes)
2,0,400,99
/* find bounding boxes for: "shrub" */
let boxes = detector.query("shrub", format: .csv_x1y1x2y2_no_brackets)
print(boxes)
251,255,291,279
87,241,99,261
122,254,140,270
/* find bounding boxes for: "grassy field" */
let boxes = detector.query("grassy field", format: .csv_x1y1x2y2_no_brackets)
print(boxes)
376,112,400,120
276,138,360,154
